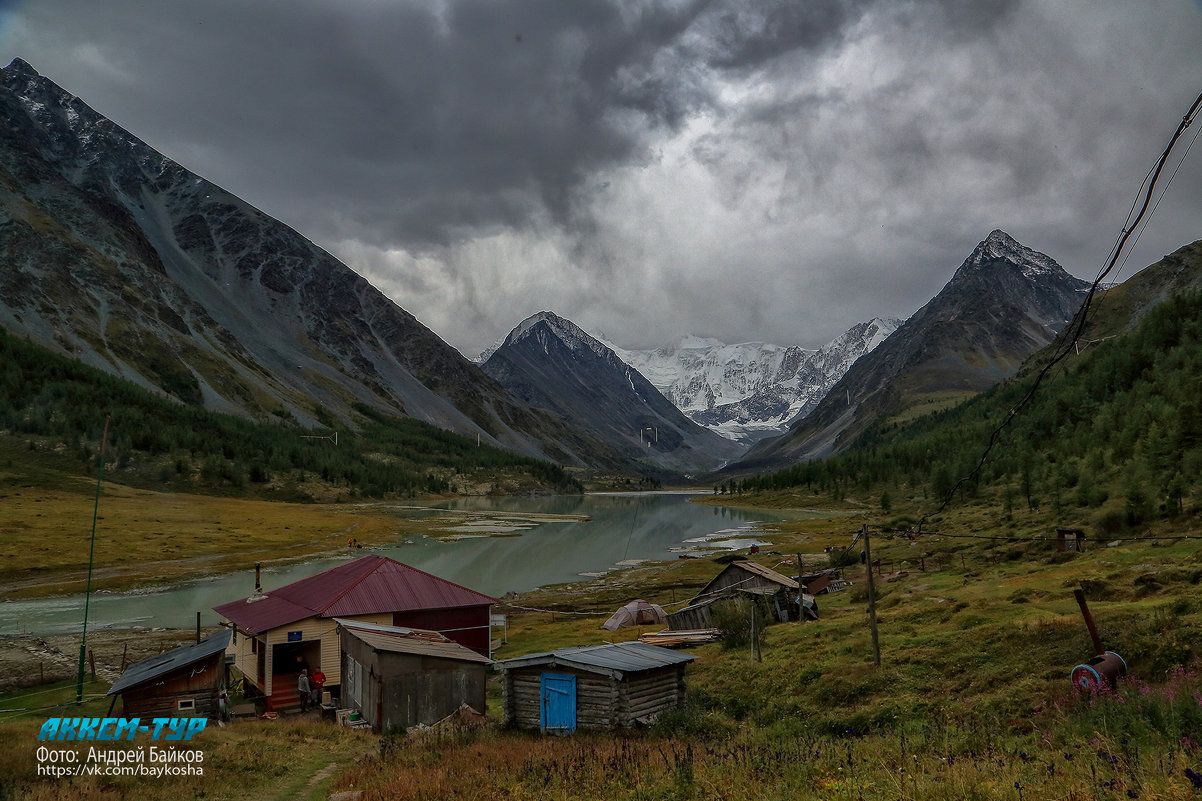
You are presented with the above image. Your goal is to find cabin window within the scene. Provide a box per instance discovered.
[251,638,257,654]
[177,699,196,711]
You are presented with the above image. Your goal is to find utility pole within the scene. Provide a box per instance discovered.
[77,416,109,704]
[750,602,761,663]
[863,524,881,667]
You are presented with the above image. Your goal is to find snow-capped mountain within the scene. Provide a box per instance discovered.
[607,318,901,444]
[608,337,811,412]
[481,312,745,473]
[737,230,1090,468]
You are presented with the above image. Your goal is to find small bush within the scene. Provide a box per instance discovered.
[710,597,767,652]
[828,547,859,568]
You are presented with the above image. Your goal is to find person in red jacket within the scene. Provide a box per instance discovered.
[310,668,326,707]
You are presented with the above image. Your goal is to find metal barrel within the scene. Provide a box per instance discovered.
[1070,651,1127,692]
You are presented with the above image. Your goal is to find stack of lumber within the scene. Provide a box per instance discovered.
[636,629,720,648]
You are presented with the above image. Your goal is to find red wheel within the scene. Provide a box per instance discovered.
[1071,663,1102,692]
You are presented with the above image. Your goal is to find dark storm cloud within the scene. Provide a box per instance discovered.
[4,0,877,250]
[2,0,1200,355]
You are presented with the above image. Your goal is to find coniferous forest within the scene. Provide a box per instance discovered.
[731,292,1202,532]
[0,326,582,498]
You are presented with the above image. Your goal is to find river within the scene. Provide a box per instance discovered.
[0,492,828,635]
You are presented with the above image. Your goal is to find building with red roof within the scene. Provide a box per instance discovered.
[214,555,497,711]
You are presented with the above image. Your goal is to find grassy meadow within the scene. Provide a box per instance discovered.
[336,507,1202,800]
[0,466,430,599]
[6,493,1201,800]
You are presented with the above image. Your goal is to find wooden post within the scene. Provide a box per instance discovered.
[750,603,755,662]
[1073,589,1105,655]
[88,649,96,679]
[863,525,881,667]
[796,553,805,623]
[960,553,966,569]
[750,602,761,663]
[920,555,926,572]
[119,643,128,673]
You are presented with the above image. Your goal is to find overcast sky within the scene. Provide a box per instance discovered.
[3,1,1201,356]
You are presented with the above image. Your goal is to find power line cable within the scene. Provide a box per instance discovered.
[916,89,1202,535]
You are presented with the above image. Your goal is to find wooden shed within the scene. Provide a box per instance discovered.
[497,642,694,733]
[668,560,803,630]
[106,630,230,720]
[336,619,491,734]
[214,556,497,711]
[1057,528,1087,552]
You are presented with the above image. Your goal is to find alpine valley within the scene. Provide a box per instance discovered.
[3,56,1200,493]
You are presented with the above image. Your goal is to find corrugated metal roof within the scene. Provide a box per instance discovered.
[336,619,491,664]
[497,641,694,678]
[107,630,230,696]
[214,556,497,634]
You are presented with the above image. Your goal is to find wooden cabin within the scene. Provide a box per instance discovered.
[668,560,803,630]
[1057,528,1087,553]
[336,619,491,734]
[497,642,694,733]
[213,556,496,711]
[106,630,230,720]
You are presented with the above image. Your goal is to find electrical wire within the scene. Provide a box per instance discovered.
[916,89,1202,535]
[888,530,1202,542]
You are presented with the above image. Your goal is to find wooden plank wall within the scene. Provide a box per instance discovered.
[616,668,684,726]
[120,656,224,721]
[503,666,687,731]
[379,658,487,733]
[504,668,617,730]
[667,605,712,631]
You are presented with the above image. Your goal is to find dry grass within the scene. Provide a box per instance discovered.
[0,688,374,801]
[0,482,442,599]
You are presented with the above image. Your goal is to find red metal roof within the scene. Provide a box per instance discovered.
[213,556,497,634]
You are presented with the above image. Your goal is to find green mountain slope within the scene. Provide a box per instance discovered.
[0,325,582,499]
[738,245,1202,533]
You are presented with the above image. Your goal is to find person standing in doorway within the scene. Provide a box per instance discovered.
[298,668,310,713]
[310,667,326,707]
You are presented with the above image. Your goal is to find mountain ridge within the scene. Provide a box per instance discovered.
[481,311,745,474]
[735,230,1091,469]
[0,57,605,466]
[608,317,901,444]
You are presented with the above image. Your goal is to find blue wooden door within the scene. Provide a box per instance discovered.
[540,672,577,733]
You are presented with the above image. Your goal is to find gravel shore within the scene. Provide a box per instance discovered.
[0,627,220,693]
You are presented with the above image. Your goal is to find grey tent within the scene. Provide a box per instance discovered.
[601,599,667,631]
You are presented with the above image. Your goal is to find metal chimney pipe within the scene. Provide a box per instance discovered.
[255,562,262,594]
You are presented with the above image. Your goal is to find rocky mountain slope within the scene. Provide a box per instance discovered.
[481,312,745,473]
[736,230,1090,468]
[1072,239,1202,342]
[0,58,600,465]
[610,318,900,444]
